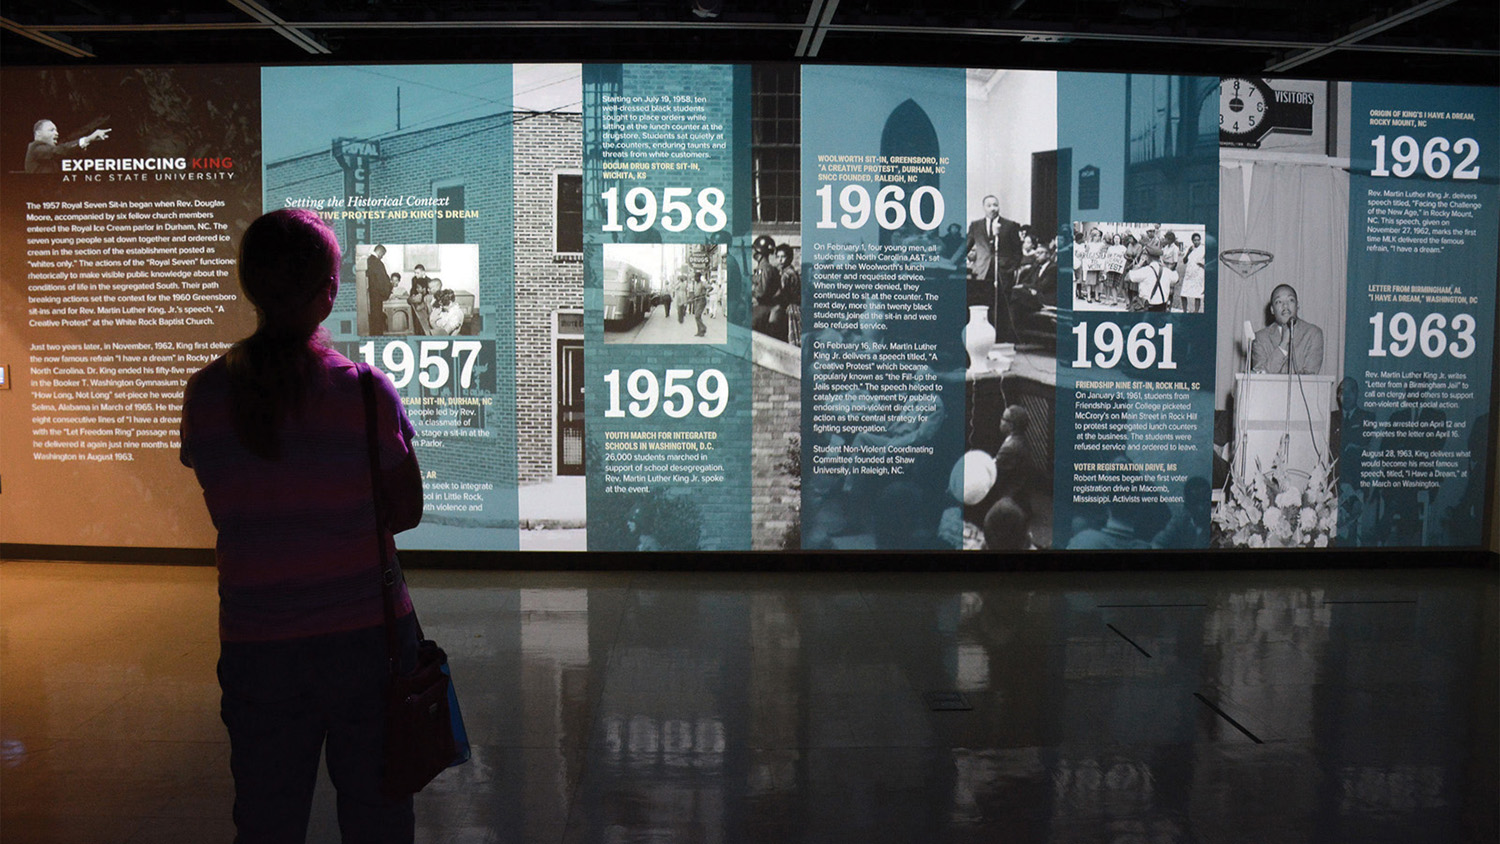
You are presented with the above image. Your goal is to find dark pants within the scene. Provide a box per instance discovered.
[218,617,418,844]
[368,297,387,335]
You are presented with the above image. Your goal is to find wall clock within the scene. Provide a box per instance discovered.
[1220,76,1275,147]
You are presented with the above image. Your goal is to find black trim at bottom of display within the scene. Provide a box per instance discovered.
[1,544,217,566]
[2,544,1496,572]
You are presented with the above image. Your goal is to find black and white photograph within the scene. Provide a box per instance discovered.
[948,69,1060,552]
[1070,221,1208,314]
[354,243,481,336]
[747,63,805,550]
[1211,79,1351,549]
[748,233,802,346]
[602,243,727,345]
[508,64,588,551]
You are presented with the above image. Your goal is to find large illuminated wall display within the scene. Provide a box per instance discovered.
[1,63,1495,555]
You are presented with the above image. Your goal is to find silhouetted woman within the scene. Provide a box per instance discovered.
[180,208,423,843]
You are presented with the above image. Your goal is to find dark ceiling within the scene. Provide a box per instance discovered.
[2,0,1496,85]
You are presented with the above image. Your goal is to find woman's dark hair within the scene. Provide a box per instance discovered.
[224,209,340,459]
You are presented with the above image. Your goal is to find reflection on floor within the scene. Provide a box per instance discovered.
[2,562,1496,843]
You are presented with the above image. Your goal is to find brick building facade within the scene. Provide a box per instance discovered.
[265,111,587,532]
[511,111,585,489]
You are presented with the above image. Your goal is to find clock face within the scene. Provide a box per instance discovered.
[1220,77,1270,138]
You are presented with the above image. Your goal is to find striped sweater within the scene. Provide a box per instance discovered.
[180,349,415,642]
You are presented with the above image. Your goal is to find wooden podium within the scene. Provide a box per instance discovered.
[1233,373,1335,483]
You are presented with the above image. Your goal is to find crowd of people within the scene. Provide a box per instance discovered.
[941,404,1042,550]
[1072,223,1206,313]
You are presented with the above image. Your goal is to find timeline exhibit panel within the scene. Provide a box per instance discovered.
[260,64,521,551]
[578,64,754,552]
[1051,73,1220,553]
[1339,83,1497,548]
[0,63,1495,555]
[798,65,967,551]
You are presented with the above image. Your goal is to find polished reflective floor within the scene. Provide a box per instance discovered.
[2,562,1496,843]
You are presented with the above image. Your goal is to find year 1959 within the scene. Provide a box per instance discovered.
[603,368,728,419]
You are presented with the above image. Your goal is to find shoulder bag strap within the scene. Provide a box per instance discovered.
[359,363,407,675]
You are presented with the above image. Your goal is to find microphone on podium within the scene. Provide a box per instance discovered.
[1285,318,1292,373]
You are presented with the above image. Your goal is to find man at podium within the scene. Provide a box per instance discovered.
[1251,284,1323,374]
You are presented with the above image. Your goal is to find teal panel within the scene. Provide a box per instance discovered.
[799,66,967,551]
[581,64,753,552]
[1339,83,1498,547]
[1056,73,1220,551]
[262,65,519,550]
